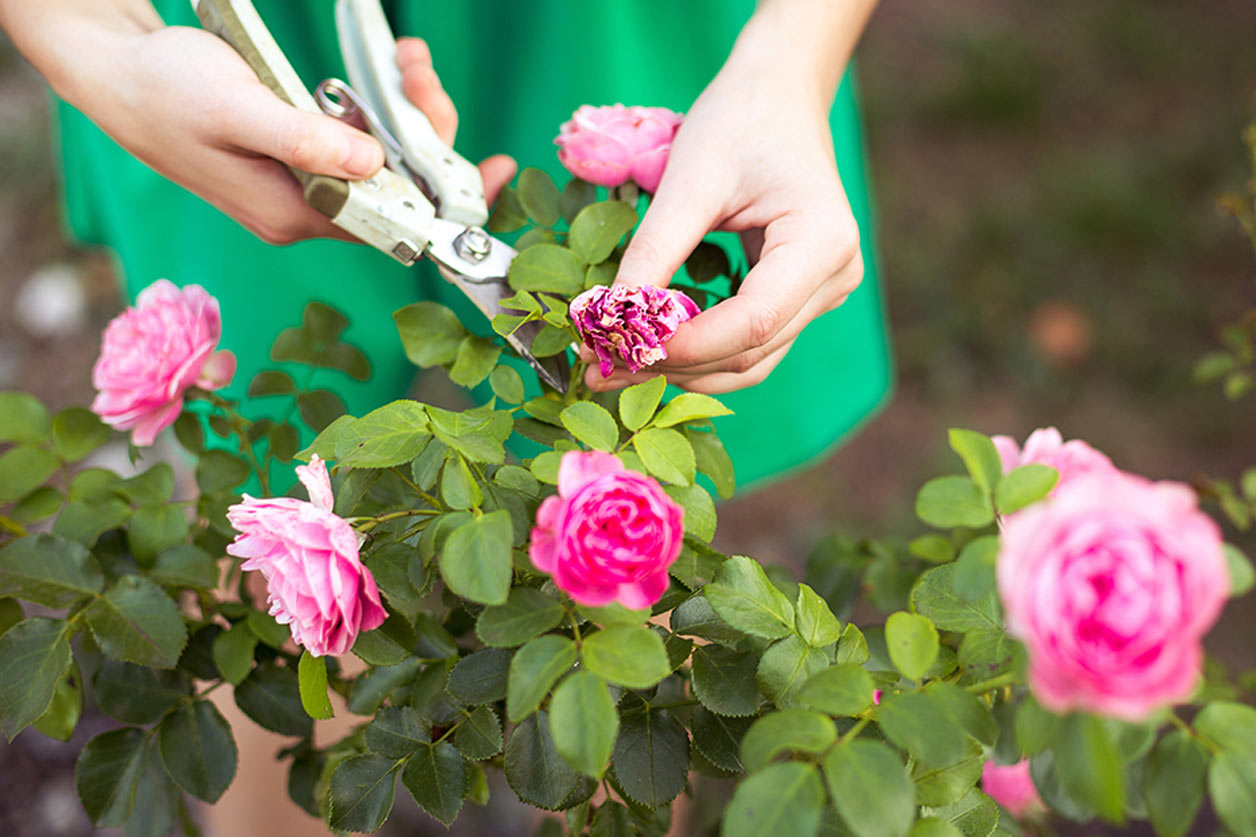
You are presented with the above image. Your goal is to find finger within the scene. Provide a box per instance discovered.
[587,339,793,395]
[395,37,432,68]
[224,83,384,179]
[614,172,718,291]
[400,55,458,146]
[655,211,859,368]
[478,154,518,205]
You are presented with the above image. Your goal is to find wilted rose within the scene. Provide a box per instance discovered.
[998,470,1229,720]
[991,427,1115,495]
[570,284,699,377]
[91,279,235,446]
[529,450,684,609]
[555,104,683,193]
[227,455,388,657]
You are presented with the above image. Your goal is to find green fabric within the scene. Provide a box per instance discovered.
[55,0,892,492]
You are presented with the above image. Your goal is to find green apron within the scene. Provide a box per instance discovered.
[56,0,892,492]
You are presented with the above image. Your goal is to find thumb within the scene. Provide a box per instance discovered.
[230,87,385,180]
[614,179,715,290]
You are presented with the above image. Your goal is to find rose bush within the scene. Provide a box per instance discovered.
[0,121,1253,837]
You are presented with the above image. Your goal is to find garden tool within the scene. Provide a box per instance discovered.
[192,0,571,392]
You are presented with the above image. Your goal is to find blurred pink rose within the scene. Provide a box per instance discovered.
[991,427,1115,494]
[226,455,387,657]
[998,471,1228,720]
[529,450,684,609]
[91,279,235,446]
[982,760,1043,819]
[570,284,699,377]
[555,104,683,193]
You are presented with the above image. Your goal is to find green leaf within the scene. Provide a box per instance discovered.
[670,593,746,647]
[915,476,994,529]
[910,819,963,837]
[724,761,825,837]
[212,621,257,686]
[440,455,482,510]
[429,407,510,465]
[798,663,875,717]
[93,661,191,724]
[507,634,577,722]
[158,700,237,802]
[633,426,696,485]
[581,624,671,689]
[1226,544,1255,597]
[1055,713,1126,823]
[75,727,147,827]
[447,647,512,705]
[528,322,575,356]
[705,555,795,640]
[328,754,400,833]
[302,301,348,341]
[948,429,1003,494]
[401,741,467,827]
[1209,753,1256,836]
[128,739,181,837]
[691,645,761,717]
[333,400,430,468]
[911,565,1002,633]
[33,660,82,741]
[691,706,751,773]
[323,340,371,381]
[0,391,50,443]
[619,376,667,432]
[611,699,689,807]
[0,532,103,607]
[440,510,513,605]
[52,406,110,462]
[926,682,997,746]
[686,241,732,283]
[394,301,468,367]
[489,365,526,404]
[910,534,955,564]
[550,670,618,777]
[366,706,430,758]
[450,336,503,388]
[518,167,562,227]
[297,650,334,720]
[0,444,61,503]
[561,178,599,224]
[796,583,841,647]
[569,200,637,264]
[234,663,312,737]
[994,465,1058,515]
[877,692,969,768]
[920,788,1000,837]
[504,711,582,810]
[116,463,175,505]
[127,504,190,565]
[1143,728,1207,837]
[652,393,733,428]
[560,401,620,451]
[664,483,717,542]
[509,243,586,296]
[195,449,251,494]
[85,576,187,668]
[824,739,915,837]
[476,587,565,647]
[149,544,220,589]
[489,184,527,232]
[912,737,984,807]
[248,369,296,397]
[1196,700,1256,755]
[688,427,736,500]
[297,388,346,432]
[885,611,939,680]
[455,705,503,760]
[740,709,836,771]
[757,635,830,707]
[353,611,418,666]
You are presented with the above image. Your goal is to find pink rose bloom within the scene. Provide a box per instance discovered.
[226,455,387,657]
[998,470,1229,720]
[981,760,1043,819]
[991,427,1115,494]
[91,279,236,446]
[570,284,700,377]
[529,451,684,609]
[555,104,683,193]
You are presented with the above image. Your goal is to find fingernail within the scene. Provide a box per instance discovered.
[342,135,381,177]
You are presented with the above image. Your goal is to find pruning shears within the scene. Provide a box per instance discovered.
[192,0,570,392]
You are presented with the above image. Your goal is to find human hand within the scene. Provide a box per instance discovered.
[584,27,864,394]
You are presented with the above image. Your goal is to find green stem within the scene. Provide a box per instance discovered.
[964,671,1018,695]
[205,390,271,495]
[839,715,871,745]
[389,467,444,510]
[355,508,440,533]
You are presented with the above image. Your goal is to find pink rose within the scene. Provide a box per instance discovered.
[555,104,683,193]
[570,284,700,377]
[998,470,1229,720]
[91,279,236,446]
[991,427,1115,494]
[981,760,1043,819]
[226,455,387,657]
[529,450,684,609]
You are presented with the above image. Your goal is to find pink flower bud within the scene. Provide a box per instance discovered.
[555,104,683,193]
[227,456,388,657]
[990,427,1116,495]
[570,284,700,377]
[529,451,684,609]
[91,280,235,446]
[981,760,1044,819]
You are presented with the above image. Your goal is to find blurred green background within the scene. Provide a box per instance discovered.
[1,1,1255,834]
